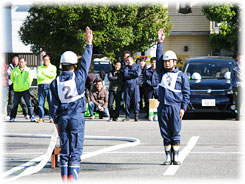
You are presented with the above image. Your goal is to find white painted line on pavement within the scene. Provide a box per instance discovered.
[4,151,243,155]
[4,153,50,155]
[3,124,58,182]
[80,136,140,160]
[190,151,243,155]
[163,136,199,176]
[4,132,140,181]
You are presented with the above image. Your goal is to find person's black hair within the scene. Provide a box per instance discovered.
[112,61,122,71]
[123,51,131,57]
[12,55,19,59]
[62,64,76,71]
[96,79,103,84]
[136,58,141,63]
[150,57,156,62]
[43,54,50,59]
[19,57,26,61]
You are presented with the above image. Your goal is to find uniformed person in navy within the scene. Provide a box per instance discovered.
[156,29,190,165]
[50,26,93,181]
[145,57,159,119]
[123,56,142,121]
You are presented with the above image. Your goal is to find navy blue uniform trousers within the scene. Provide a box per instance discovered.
[59,112,85,167]
[124,85,140,115]
[158,103,181,145]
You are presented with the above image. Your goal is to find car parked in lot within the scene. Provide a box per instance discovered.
[183,57,237,118]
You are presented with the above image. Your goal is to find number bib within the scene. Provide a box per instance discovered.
[159,71,181,93]
[57,73,84,103]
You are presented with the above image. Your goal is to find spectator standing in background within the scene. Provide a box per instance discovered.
[145,57,159,119]
[232,55,243,120]
[2,57,8,115]
[7,56,28,120]
[122,51,131,67]
[108,61,123,121]
[138,58,147,112]
[123,56,141,121]
[36,54,57,123]
[119,51,131,112]
[9,57,36,122]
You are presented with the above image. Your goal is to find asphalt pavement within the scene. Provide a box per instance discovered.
[2,113,244,184]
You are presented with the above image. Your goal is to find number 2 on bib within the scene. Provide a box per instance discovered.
[62,86,73,99]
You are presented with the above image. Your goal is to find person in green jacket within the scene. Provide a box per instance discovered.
[9,57,36,122]
[36,54,57,123]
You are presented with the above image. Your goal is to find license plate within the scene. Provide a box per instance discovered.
[202,99,216,106]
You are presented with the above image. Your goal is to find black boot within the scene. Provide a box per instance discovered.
[113,117,119,121]
[172,145,181,165]
[134,113,139,121]
[122,114,129,122]
[163,145,172,165]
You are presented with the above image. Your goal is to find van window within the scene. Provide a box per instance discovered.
[185,61,232,80]
[94,61,111,73]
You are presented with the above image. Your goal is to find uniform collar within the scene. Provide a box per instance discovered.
[164,67,179,73]
[173,67,179,73]
[149,67,156,71]
[61,71,74,75]
[128,63,137,67]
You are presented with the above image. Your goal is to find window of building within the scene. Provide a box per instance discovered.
[178,3,192,14]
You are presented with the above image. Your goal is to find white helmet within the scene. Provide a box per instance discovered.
[192,72,201,80]
[163,50,177,60]
[60,51,78,65]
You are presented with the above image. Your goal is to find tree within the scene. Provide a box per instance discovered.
[19,4,172,66]
[202,3,240,56]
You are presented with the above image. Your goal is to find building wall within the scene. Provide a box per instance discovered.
[11,5,32,53]
[160,3,212,70]
[4,5,40,66]
[168,4,211,32]
[162,35,211,70]
[162,35,211,57]
[3,7,13,53]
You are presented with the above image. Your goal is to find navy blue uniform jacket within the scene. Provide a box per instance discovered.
[50,45,93,124]
[123,63,142,88]
[156,43,190,110]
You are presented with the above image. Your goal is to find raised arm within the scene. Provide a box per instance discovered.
[77,26,93,77]
[156,29,165,74]
[85,26,93,45]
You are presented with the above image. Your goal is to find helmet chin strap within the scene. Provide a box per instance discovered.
[164,66,175,72]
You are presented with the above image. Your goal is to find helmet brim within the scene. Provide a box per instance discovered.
[61,62,78,65]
